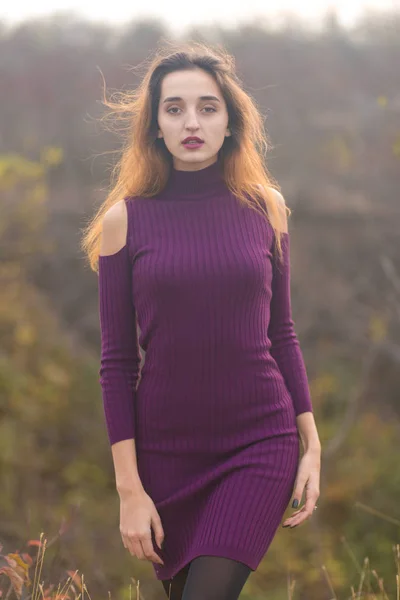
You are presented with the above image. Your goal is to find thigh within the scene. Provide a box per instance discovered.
[160,561,192,599]
[182,555,252,600]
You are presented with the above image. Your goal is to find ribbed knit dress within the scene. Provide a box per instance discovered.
[98,159,313,581]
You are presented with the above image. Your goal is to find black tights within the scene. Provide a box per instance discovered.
[161,555,252,600]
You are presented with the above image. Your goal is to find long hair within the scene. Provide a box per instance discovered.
[81,40,290,272]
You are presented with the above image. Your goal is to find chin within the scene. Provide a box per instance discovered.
[178,149,217,161]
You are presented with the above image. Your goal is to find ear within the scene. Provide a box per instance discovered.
[225,128,231,137]
[157,130,163,138]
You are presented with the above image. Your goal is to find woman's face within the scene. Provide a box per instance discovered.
[157,68,231,171]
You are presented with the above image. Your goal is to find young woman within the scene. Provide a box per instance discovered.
[82,42,321,600]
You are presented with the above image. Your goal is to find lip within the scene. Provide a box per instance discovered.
[182,137,204,143]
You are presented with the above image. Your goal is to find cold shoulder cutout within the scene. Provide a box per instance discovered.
[99,198,130,257]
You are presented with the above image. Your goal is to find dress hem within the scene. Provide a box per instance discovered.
[152,543,260,581]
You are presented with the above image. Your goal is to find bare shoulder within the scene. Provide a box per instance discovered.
[268,188,288,233]
[99,199,128,256]
[257,185,288,233]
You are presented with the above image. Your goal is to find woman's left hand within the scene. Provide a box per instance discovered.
[282,447,321,528]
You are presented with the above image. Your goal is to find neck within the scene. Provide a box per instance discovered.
[162,159,226,200]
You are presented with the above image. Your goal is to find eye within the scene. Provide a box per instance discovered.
[166,106,217,115]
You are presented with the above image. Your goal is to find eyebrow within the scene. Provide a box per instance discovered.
[162,95,221,104]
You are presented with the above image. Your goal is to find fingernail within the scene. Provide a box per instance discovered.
[282,524,290,528]
[292,499,299,508]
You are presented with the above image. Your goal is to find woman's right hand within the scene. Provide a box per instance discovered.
[119,488,165,566]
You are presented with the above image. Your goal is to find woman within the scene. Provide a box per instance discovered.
[82,41,321,600]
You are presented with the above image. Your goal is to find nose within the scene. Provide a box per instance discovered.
[184,110,200,130]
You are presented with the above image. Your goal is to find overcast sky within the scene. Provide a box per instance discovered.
[1,0,398,32]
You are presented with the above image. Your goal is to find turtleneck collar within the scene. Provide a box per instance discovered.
[162,159,226,200]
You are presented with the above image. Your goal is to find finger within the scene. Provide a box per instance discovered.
[131,538,145,560]
[289,510,315,527]
[283,506,305,520]
[289,507,315,526]
[122,532,137,557]
[151,511,165,551]
[142,534,164,565]
[284,475,320,526]
[291,474,307,508]
[283,491,309,526]
[129,530,149,560]
[282,507,306,526]
[289,493,319,527]
[120,530,132,553]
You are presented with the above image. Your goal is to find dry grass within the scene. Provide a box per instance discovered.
[1,526,399,599]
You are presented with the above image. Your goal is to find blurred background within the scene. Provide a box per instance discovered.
[1,1,400,599]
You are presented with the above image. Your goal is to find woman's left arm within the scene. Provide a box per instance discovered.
[267,189,321,527]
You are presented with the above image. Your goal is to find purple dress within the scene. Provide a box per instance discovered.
[98,160,313,581]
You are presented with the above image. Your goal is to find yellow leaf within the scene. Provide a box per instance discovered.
[14,322,36,346]
[368,314,387,342]
[392,134,400,157]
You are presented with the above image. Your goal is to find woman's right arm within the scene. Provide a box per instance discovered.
[98,198,142,479]
[98,199,164,563]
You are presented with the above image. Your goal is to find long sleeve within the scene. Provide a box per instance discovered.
[267,231,313,416]
[98,244,141,445]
